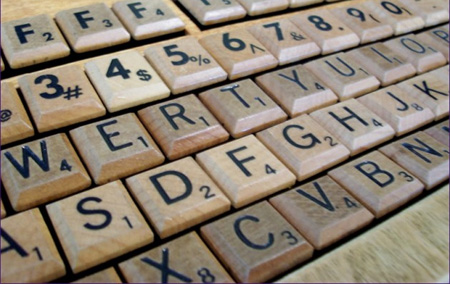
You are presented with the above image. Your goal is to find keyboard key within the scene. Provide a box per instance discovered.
[424,120,449,147]
[178,0,247,26]
[1,133,91,211]
[399,0,449,27]
[201,201,314,282]
[126,157,230,238]
[1,208,66,283]
[73,267,121,283]
[416,25,449,62]
[46,180,153,273]
[237,0,289,16]
[290,0,323,8]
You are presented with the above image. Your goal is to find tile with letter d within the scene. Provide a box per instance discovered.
[73,267,121,283]
[425,120,449,147]
[237,0,288,16]
[416,25,449,62]
[178,0,246,26]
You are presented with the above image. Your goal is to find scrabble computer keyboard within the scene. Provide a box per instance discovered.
[1,0,449,282]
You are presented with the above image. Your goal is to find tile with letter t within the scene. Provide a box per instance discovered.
[178,0,246,26]
[70,113,165,185]
[399,0,449,27]
[73,267,121,283]
[1,133,91,211]
[126,157,230,238]
[0,208,65,283]
[417,25,449,62]
[424,120,449,147]
[201,201,313,283]
[46,180,154,273]
[237,0,288,16]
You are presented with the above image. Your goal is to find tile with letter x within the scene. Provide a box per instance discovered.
[46,180,154,273]
[178,0,246,26]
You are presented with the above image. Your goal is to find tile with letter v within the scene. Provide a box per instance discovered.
[178,0,246,26]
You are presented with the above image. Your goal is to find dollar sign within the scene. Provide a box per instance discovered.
[136,69,152,81]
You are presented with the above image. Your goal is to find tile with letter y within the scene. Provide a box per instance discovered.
[73,267,121,283]
[425,120,449,147]
[178,0,246,26]
[416,25,449,62]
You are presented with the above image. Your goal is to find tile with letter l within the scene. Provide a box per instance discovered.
[424,120,449,147]
[126,157,230,238]
[0,208,65,283]
[399,0,449,27]
[329,151,424,218]
[119,232,234,283]
[201,201,314,283]
[178,0,246,26]
[70,113,165,185]
[416,25,449,62]
[270,176,373,250]
[73,267,121,283]
[1,133,91,211]
[46,180,154,273]
[236,0,288,16]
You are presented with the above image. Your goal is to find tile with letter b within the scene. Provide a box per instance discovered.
[1,133,91,211]
[399,0,449,27]
[416,25,449,62]
[425,120,449,147]
[0,208,66,283]
[201,201,313,283]
[237,0,288,16]
[73,267,121,283]
[178,0,246,26]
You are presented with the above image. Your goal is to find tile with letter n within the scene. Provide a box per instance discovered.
[73,267,121,283]
[379,131,449,190]
[399,0,449,27]
[46,180,154,273]
[417,25,449,62]
[145,36,227,94]
[236,0,289,16]
[424,120,449,147]
[196,135,296,208]
[178,0,247,26]
[200,201,313,283]
[310,99,395,156]
[119,232,234,283]
[1,209,66,283]
[126,157,230,238]
[0,133,91,211]
[18,64,106,133]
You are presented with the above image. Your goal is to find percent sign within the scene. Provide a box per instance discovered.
[189,54,211,66]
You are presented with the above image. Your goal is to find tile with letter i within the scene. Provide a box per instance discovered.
[201,201,314,283]
[145,36,227,94]
[18,64,106,133]
[236,0,289,16]
[416,25,449,62]
[119,232,234,283]
[85,50,170,112]
[46,180,154,273]
[0,208,66,283]
[1,133,91,211]
[178,0,247,26]
[1,14,70,68]
[399,0,449,27]
[425,120,449,147]
[73,267,121,283]
[199,28,278,80]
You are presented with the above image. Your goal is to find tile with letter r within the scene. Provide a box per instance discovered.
[46,180,154,273]
[424,120,449,147]
[201,201,313,283]
[398,0,449,27]
[236,0,288,16]
[0,208,66,283]
[178,0,246,26]
[119,232,234,283]
[73,267,121,283]
[1,133,91,211]
[416,25,449,62]
[126,157,230,238]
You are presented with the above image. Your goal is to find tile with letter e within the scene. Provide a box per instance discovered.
[1,81,34,145]
[126,157,230,238]
[46,180,153,273]
[0,208,65,283]
[237,0,288,16]
[1,14,70,69]
[119,232,234,283]
[70,113,164,185]
[138,94,229,160]
[178,0,246,26]
[270,176,373,249]
[18,64,106,133]
[199,28,278,80]
[310,99,395,156]
[55,3,130,53]
[196,135,296,208]
[145,36,227,94]
[112,0,185,40]
[399,0,449,27]
[379,131,449,189]
[425,120,449,147]
[85,50,170,112]
[257,115,350,181]
[417,25,449,62]
[329,151,424,218]
[73,267,121,283]
[201,201,313,283]
[1,133,91,211]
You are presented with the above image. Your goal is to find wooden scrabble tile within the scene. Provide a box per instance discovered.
[70,113,165,185]
[73,267,121,283]
[257,115,350,181]
[289,0,323,8]
[1,133,91,211]
[358,85,435,136]
[399,0,449,27]
[424,120,449,147]
[112,0,185,40]
[1,14,70,68]
[145,36,227,94]
[18,64,106,133]
[196,135,296,208]
[119,232,234,283]
[248,19,321,65]
[85,50,170,112]
[201,201,314,282]
[379,131,449,189]
[1,200,6,218]
[329,151,424,218]
[199,29,278,80]
[1,81,34,145]
[348,42,416,86]
[55,3,130,53]
[429,64,450,83]
[178,0,247,26]
[199,79,287,138]
[416,25,449,62]
[255,65,338,117]
[290,9,360,55]
[305,52,380,100]
[126,157,230,238]
[138,94,229,160]
[310,99,395,155]
[237,0,289,16]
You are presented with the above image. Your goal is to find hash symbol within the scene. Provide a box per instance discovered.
[63,85,83,100]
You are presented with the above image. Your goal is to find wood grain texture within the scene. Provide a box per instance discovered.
[399,0,449,27]
[424,120,449,147]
